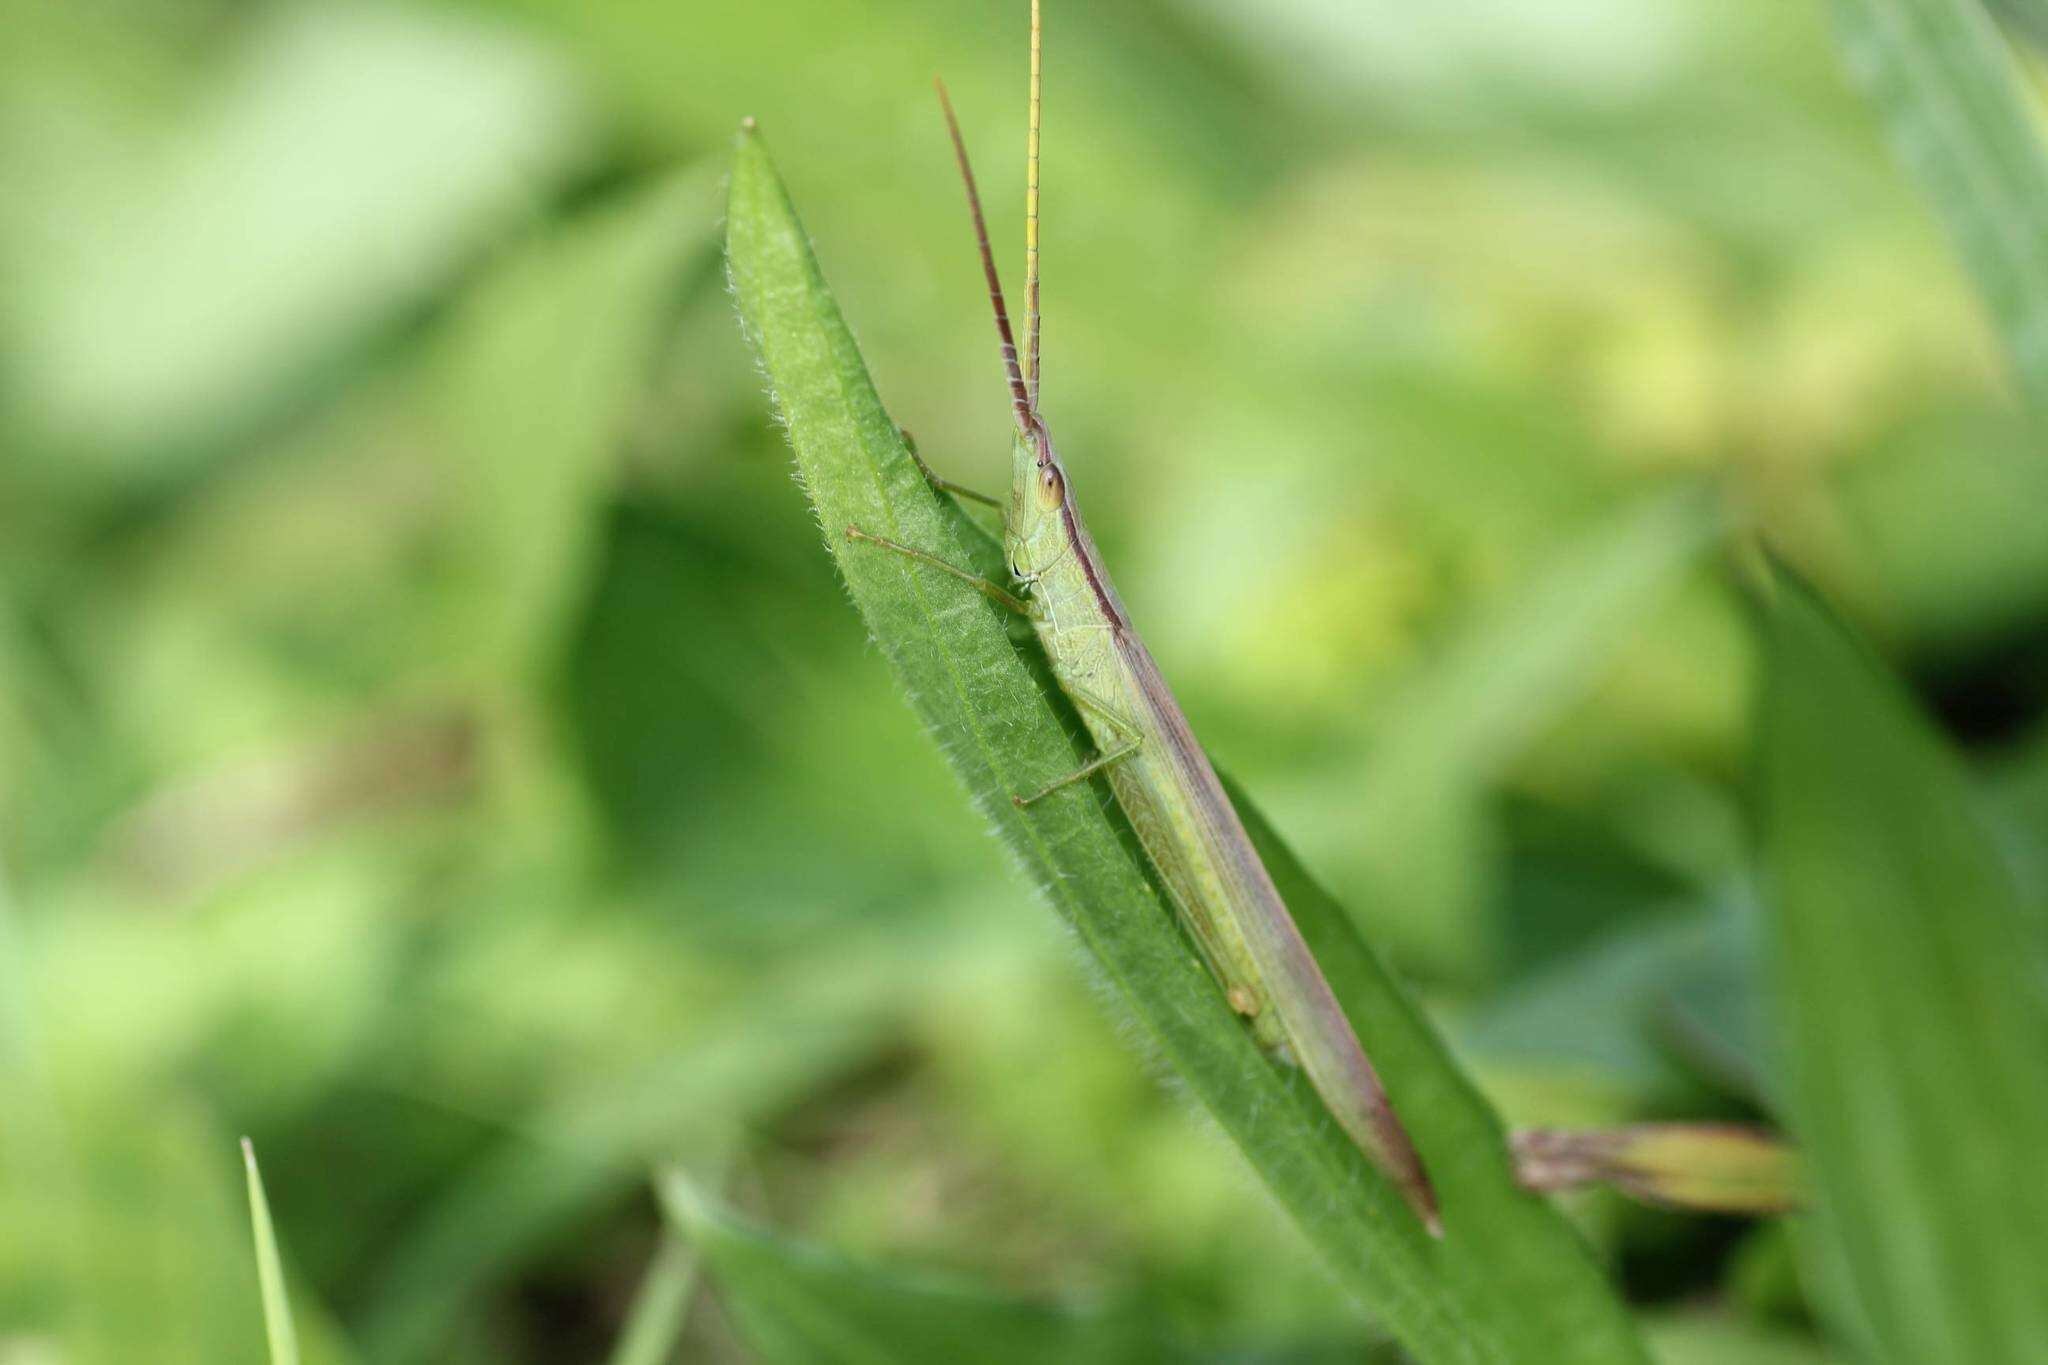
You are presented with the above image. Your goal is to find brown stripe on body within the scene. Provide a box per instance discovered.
[1085,559,1438,1228]
[1037,421,1128,632]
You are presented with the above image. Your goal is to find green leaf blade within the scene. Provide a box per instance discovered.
[1759,579,2048,1362]
[1831,0,2048,408]
[726,123,1645,1365]
[241,1139,301,1365]
[1227,775,1654,1361]
[605,1232,700,1365]
[434,164,720,676]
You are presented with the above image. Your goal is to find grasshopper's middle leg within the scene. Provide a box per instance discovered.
[845,527,1030,615]
[1013,684,1142,807]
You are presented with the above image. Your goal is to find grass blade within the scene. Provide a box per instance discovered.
[726,121,1645,1364]
[241,1138,301,1365]
[1830,0,2048,408]
[434,164,719,675]
[1759,577,2048,1362]
[606,1229,700,1365]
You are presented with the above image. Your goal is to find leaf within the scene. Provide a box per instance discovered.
[1346,490,1718,975]
[1828,0,2048,409]
[1986,0,2048,50]
[1365,492,1717,804]
[0,1,588,466]
[1468,900,1747,1100]
[727,122,1645,1364]
[1656,914,1777,1110]
[358,955,894,1364]
[1758,576,2048,1362]
[662,1174,1216,1365]
[605,1231,700,1365]
[432,166,721,677]
[241,1139,301,1365]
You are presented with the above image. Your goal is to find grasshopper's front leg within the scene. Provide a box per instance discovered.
[899,428,1003,508]
[1013,683,1142,807]
[847,527,1139,807]
[845,527,1031,615]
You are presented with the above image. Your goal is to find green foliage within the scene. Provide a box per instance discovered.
[242,1140,302,1365]
[1345,489,1718,973]
[430,166,721,678]
[1640,1316,1833,1365]
[2,3,587,470]
[10,0,2048,1360]
[1758,577,2048,1362]
[604,1231,700,1365]
[663,1174,1228,1365]
[1829,0,2048,409]
[353,963,898,1364]
[726,122,1644,1365]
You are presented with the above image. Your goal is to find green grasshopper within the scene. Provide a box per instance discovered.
[846,0,1440,1234]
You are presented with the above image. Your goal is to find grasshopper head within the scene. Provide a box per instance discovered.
[1004,418,1068,580]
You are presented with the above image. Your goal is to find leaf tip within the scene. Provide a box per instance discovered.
[655,1166,711,1233]
[729,117,779,205]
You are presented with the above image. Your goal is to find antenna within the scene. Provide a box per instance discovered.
[1024,0,1042,410]
[936,78,1034,435]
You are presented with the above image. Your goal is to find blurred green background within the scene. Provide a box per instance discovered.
[4,0,2044,1360]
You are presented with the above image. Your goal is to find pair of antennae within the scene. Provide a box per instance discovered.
[937,0,1043,437]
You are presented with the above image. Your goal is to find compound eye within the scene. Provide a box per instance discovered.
[1037,462,1066,510]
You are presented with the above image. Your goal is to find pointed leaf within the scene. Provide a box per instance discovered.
[606,1232,699,1365]
[1759,578,2048,1362]
[242,1139,301,1365]
[727,122,1645,1364]
[433,165,719,676]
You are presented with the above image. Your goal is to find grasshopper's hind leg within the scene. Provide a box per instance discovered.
[845,527,1030,615]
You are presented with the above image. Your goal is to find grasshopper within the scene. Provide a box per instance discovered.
[846,1,1440,1234]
